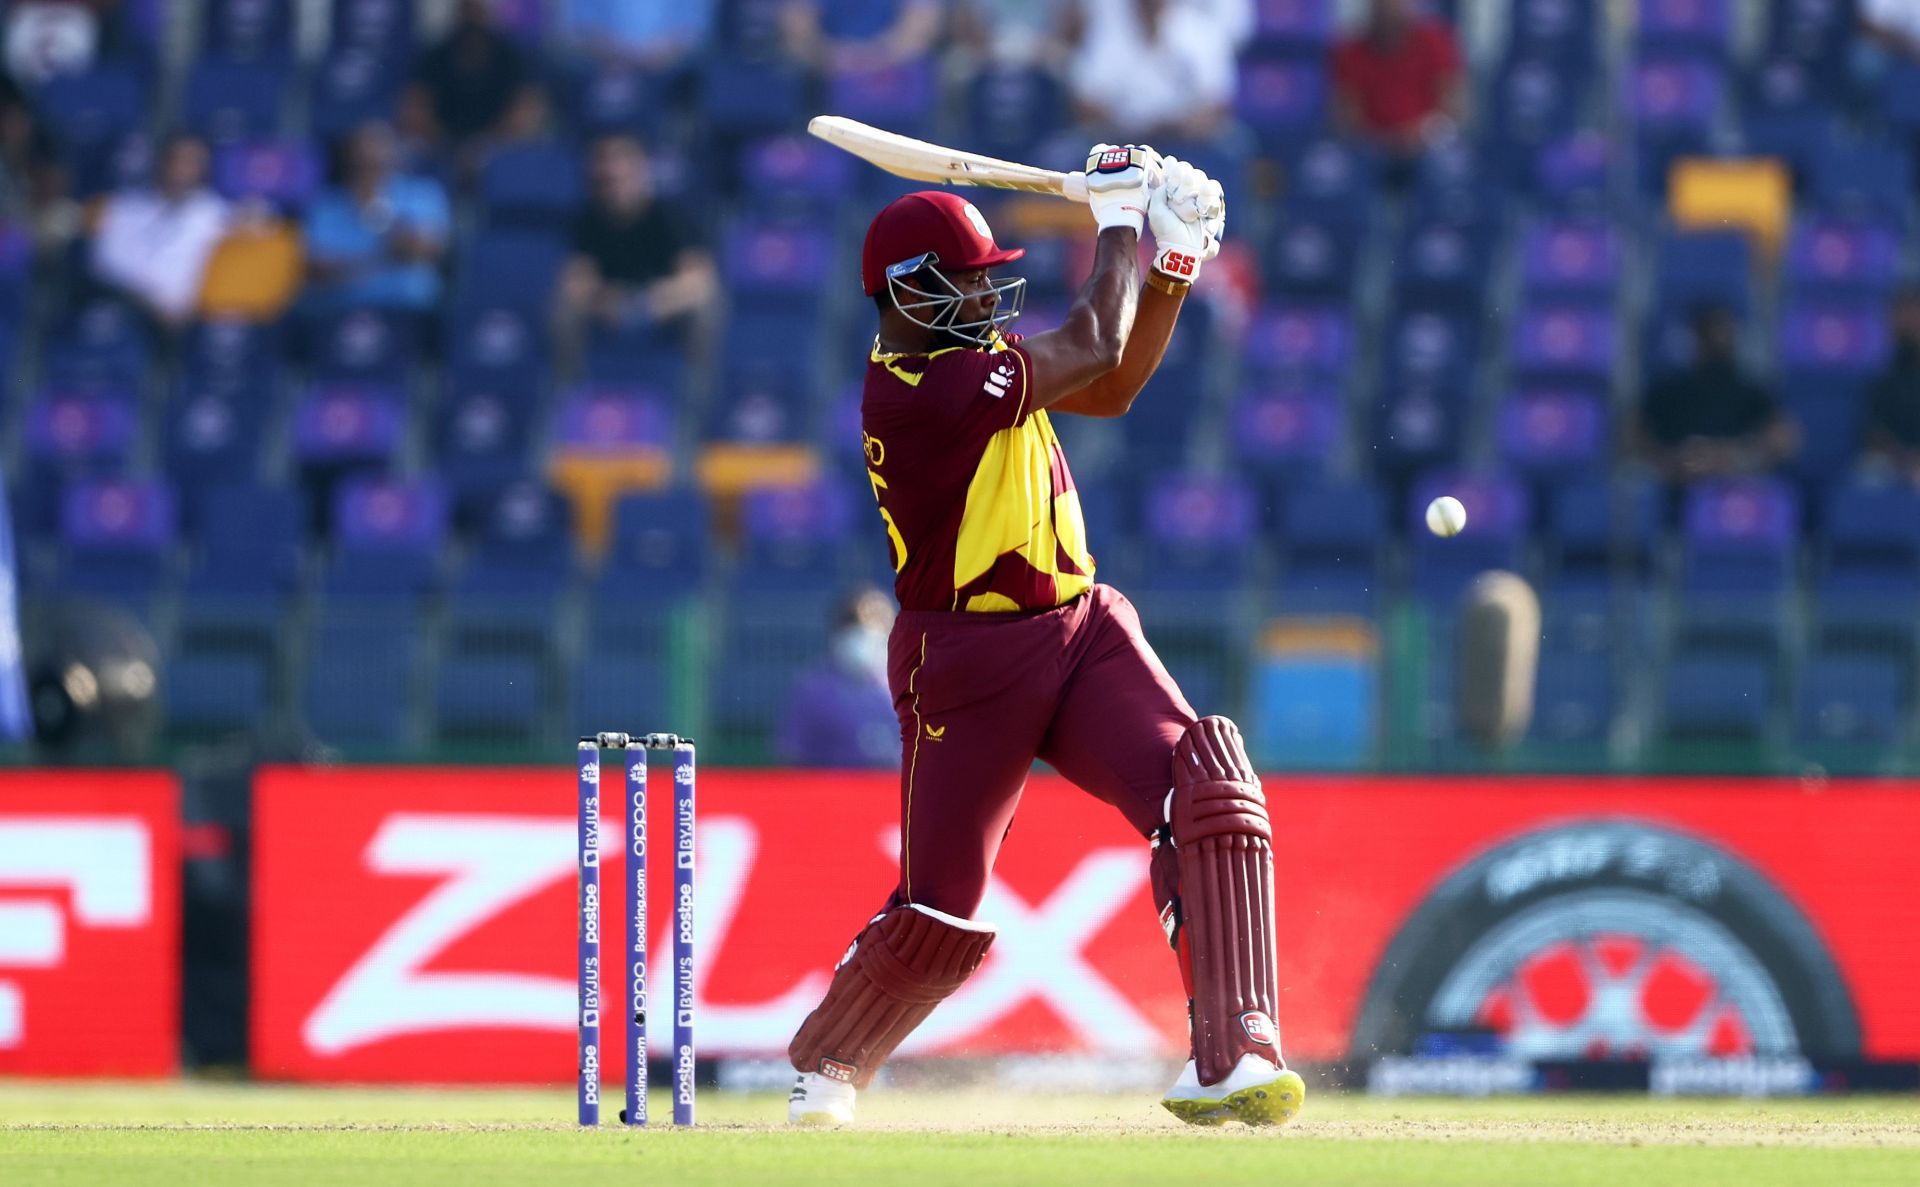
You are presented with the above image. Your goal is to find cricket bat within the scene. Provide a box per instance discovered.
[807,115,1091,203]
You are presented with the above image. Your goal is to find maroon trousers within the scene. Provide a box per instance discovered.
[885,585,1195,917]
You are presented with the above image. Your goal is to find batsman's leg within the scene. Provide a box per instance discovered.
[1157,715,1304,1126]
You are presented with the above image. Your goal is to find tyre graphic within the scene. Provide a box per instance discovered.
[1353,821,1860,1060]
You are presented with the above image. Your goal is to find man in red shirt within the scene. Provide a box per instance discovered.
[1331,0,1466,155]
[783,146,1306,1129]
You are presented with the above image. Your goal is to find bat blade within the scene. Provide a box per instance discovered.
[807,115,1089,203]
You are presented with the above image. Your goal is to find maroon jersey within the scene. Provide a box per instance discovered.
[861,332,1096,612]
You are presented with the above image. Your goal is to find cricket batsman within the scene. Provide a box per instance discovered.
[785,144,1304,1128]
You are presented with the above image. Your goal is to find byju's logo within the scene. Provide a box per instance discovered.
[0,820,153,1048]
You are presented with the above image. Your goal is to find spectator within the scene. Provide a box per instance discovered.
[554,134,716,366]
[1861,1,1920,60]
[1064,0,1241,141]
[303,121,451,313]
[408,0,531,153]
[1864,288,1920,483]
[776,586,899,769]
[1638,304,1800,483]
[1331,0,1466,158]
[88,134,231,332]
[781,0,942,73]
[562,0,715,70]
[0,70,66,230]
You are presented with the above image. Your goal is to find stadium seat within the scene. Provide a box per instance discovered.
[964,66,1066,163]
[1783,216,1901,298]
[164,387,269,495]
[1508,0,1598,67]
[58,478,178,608]
[1777,300,1889,375]
[700,57,808,137]
[1230,387,1342,488]
[1810,141,1912,224]
[721,221,833,301]
[213,138,320,211]
[303,614,420,747]
[568,60,664,137]
[1243,304,1352,384]
[1369,380,1466,479]
[25,390,138,476]
[43,299,151,392]
[321,476,448,602]
[1534,131,1612,213]
[1531,652,1615,745]
[433,653,546,744]
[1130,473,1260,592]
[1548,478,1659,592]
[1519,219,1624,306]
[436,387,536,518]
[478,141,584,228]
[1663,655,1774,741]
[1509,307,1615,387]
[1655,230,1753,314]
[1276,481,1387,614]
[309,49,404,142]
[203,0,295,61]
[165,651,273,739]
[330,0,417,63]
[1636,0,1733,61]
[1795,655,1909,747]
[453,227,567,313]
[290,386,406,473]
[446,302,546,389]
[1267,219,1363,303]
[1234,55,1327,149]
[599,488,712,603]
[739,134,858,222]
[1394,218,1495,307]
[1406,471,1531,606]
[735,483,855,594]
[1487,58,1579,164]
[182,57,285,141]
[1497,390,1608,479]
[308,307,419,383]
[1278,138,1380,228]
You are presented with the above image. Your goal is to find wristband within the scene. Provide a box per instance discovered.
[1146,269,1192,297]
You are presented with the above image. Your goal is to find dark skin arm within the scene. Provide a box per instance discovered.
[1050,277,1184,416]
[1019,226,1140,411]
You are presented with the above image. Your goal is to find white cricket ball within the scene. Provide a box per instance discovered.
[1426,495,1468,538]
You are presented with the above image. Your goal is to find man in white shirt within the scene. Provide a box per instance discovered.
[1066,0,1249,140]
[90,135,232,332]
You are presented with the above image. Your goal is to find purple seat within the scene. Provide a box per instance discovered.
[1244,305,1352,379]
[1777,302,1889,375]
[828,62,938,138]
[27,391,137,470]
[62,478,177,554]
[291,386,405,465]
[554,386,673,451]
[1535,131,1612,210]
[1498,390,1606,474]
[1520,219,1622,304]
[59,477,178,604]
[1138,473,1259,588]
[1681,477,1799,594]
[310,308,418,383]
[706,377,804,444]
[738,482,853,591]
[739,135,856,217]
[1231,388,1341,473]
[213,138,320,210]
[1627,59,1721,136]
[1252,0,1336,51]
[326,474,446,600]
[1636,0,1732,59]
[1511,308,1616,383]
[1784,218,1901,298]
[1234,56,1327,145]
[722,221,833,299]
[1408,471,1532,603]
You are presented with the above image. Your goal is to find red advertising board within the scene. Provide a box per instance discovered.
[251,769,1920,1082]
[0,771,180,1076]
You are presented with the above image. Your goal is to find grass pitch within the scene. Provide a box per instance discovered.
[2,1080,1917,1186]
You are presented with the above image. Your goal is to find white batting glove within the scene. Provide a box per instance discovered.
[1083,143,1160,235]
[1147,157,1225,282]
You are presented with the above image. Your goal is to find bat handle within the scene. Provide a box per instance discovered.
[1061,171,1088,204]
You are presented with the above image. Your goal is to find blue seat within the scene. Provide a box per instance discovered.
[700,57,807,137]
[435,387,535,516]
[1663,655,1773,741]
[1508,0,1598,68]
[1234,54,1327,149]
[1268,219,1362,303]
[1230,386,1342,488]
[1370,380,1466,478]
[1394,219,1494,308]
[478,141,583,227]
[572,650,671,739]
[1384,307,1478,390]
[567,60,664,137]
[1531,652,1614,744]
[164,388,268,495]
[722,220,833,301]
[1534,131,1612,213]
[1498,390,1608,480]
[203,0,295,61]
[1811,141,1912,224]
[735,483,854,594]
[1822,483,1920,594]
[453,228,566,313]
[1276,481,1386,614]
[1243,303,1352,384]
[1128,473,1259,592]
[308,307,419,384]
[1278,138,1380,228]
[446,301,546,388]
[182,57,284,141]
[965,66,1065,163]
[165,651,272,737]
[459,482,572,593]
[828,61,938,140]
[1510,307,1615,386]
[600,488,711,603]
[182,318,283,390]
[309,50,403,142]
[330,0,416,61]
[433,654,545,742]
[1795,655,1908,746]
[1780,374,1866,486]
[187,481,305,598]
[321,477,448,601]
[36,64,147,173]
[44,298,150,392]
[1548,479,1658,591]
[303,614,418,747]
[1636,0,1733,61]
[1680,478,1799,596]
[1487,58,1579,164]
[1656,230,1753,314]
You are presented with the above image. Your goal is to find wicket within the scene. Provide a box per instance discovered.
[576,731,696,1127]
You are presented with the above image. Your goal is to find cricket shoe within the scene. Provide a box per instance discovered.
[788,1072,857,1126]
[1160,1053,1306,1127]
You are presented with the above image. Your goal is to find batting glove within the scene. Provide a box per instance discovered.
[1083,143,1161,235]
[1147,157,1225,282]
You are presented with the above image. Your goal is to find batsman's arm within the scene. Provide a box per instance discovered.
[1048,274,1184,417]
[1019,225,1141,410]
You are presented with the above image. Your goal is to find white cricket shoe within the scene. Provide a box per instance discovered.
[787,1072,857,1126]
[1161,1052,1306,1127]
